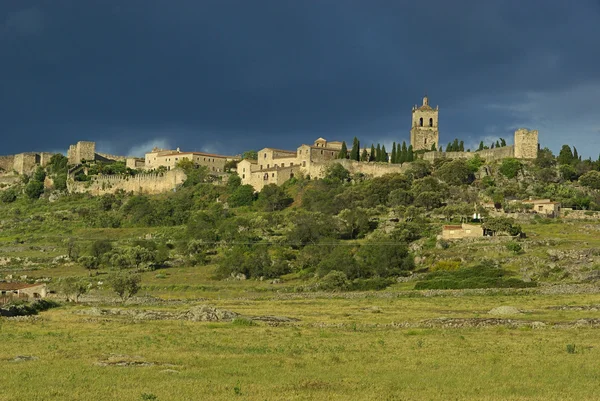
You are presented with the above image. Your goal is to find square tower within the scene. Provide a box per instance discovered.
[514,128,538,159]
[410,96,439,151]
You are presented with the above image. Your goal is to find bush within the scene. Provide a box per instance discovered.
[317,270,349,291]
[0,188,18,203]
[499,158,522,179]
[431,260,461,272]
[414,261,535,290]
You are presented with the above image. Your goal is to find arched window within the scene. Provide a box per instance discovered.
[429,118,433,127]
[419,117,423,127]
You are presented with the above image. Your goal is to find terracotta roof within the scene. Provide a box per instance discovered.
[160,151,236,159]
[0,282,44,291]
[443,225,463,230]
[261,148,296,154]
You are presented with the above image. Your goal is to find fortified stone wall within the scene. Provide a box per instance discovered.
[306,159,409,179]
[68,141,96,164]
[67,169,187,196]
[95,152,127,162]
[423,145,515,162]
[13,153,40,175]
[0,155,15,172]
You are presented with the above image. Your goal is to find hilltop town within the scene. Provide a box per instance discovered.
[1,96,540,196]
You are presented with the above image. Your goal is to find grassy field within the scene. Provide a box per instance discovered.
[3,292,600,400]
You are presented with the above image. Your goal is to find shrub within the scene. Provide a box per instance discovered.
[317,270,350,291]
[505,241,523,254]
[0,188,18,203]
[431,260,461,272]
[414,261,535,290]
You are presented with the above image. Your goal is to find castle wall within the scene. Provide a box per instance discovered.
[423,145,515,162]
[305,159,409,180]
[13,153,40,175]
[96,152,127,162]
[67,169,186,196]
[0,155,15,172]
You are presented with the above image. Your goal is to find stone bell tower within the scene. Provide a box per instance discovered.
[410,96,439,151]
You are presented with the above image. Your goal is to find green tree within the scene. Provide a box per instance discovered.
[0,188,18,203]
[360,148,368,162]
[435,159,475,185]
[59,277,89,303]
[325,163,351,182]
[406,145,414,162]
[579,170,600,189]
[452,138,459,152]
[228,184,255,207]
[109,273,142,301]
[226,174,242,191]
[375,144,382,162]
[459,141,465,151]
[391,142,397,164]
[500,138,507,147]
[495,140,500,148]
[369,144,376,162]
[558,145,574,165]
[430,142,437,151]
[257,184,292,212]
[478,141,484,151]
[483,217,522,236]
[350,137,360,161]
[559,164,578,181]
[53,174,67,191]
[242,150,258,160]
[499,158,522,179]
[32,167,46,183]
[399,141,408,165]
[381,145,388,163]
[573,147,579,161]
[445,142,452,152]
[90,239,113,261]
[338,208,371,239]
[337,141,348,159]
[25,181,44,199]
[356,236,414,277]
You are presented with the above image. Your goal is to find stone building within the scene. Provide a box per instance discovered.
[442,223,484,240]
[410,96,439,151]
[0,282,47,299]
[143,147,240,172]
[0,152,55,175]
[522,199,561,217]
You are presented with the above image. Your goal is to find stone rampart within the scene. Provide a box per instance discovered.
[67,169,187,196]
[423,145,515,163]
[0,155,15,172]
[306,159,409,179]
[96,152,127,162]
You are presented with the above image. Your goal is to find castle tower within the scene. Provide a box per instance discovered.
[410,96,439,151]
[513,128,538,159]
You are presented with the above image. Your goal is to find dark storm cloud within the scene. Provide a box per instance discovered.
[1,0,599,157]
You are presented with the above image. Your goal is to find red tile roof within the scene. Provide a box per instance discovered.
[0,282,45,291]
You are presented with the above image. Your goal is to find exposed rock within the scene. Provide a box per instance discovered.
[13,355,39,362]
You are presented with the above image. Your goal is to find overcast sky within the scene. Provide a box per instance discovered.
[1,1,599,158]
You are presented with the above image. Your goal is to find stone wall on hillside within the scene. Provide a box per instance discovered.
[0,155,15,172]
[67,169,186,196]
[306,159,409,179]
[423,145,515,162]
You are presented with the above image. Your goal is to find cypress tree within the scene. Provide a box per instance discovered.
[459,141,464,152]
[369,144,376,161]
[407,145,414,162]
[491,142,495,149]
[573,147,579,161]
[399,142,407,165]
[360,148,368,162]
[376,144,382,162]
[350,137,360,161]
[495,140,500,148]
[452,138,460,152]
[431,143,437,151]
[391,142,397,164]
[500,138,506,147]
[446,142,452,152]
[381,145,388,163]
[478,141,484,151]
[337,141,348,159]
